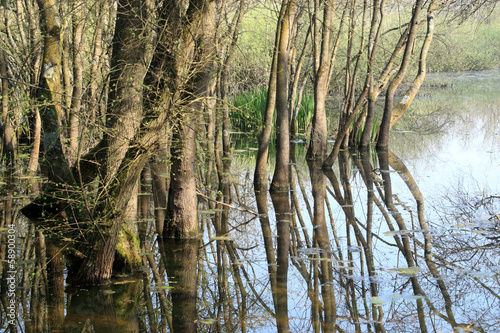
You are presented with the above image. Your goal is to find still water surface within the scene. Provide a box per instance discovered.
[2,70,500,332]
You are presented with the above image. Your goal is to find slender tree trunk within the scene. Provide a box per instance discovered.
[254,4,284,190]
[377,0,425,149]
[360,0,385,148]
[151,139,169,234]
[0,51,16,164]
[68,0,85,164]
[270,0,296,193]
[388,0,438,129]
[307,0,336,159]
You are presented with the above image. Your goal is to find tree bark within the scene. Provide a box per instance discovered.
[271,0,296,193]
[163,0,216,239]
[68,0,85,164]
[388,0,438,129]
[254,4,284,190]
[377,0,425,149]
[307,0,336,159]
[75,0,150,283]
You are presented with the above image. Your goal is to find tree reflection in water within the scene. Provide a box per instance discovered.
[2,145,499,332]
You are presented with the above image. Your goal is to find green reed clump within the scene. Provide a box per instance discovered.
[231,88,268,132]
[231,88,315,135]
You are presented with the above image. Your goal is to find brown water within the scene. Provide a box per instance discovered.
[1,70,499,332]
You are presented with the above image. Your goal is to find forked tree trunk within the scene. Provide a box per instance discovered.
[388,0,438,129]
[74,0,150,283]
[377,0,425,149]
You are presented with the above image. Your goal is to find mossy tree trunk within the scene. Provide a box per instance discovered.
[75,0,150,283]
[36,0,76,187]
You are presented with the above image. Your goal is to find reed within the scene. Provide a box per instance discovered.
[231,88,314,135]
[231,88,268,132]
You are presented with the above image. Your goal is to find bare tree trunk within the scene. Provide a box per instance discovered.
[75,0,150,283]
[36,0,76,186]
[0,51,16,164]
[307,0,336,159]
[0,3,16,164]
[377,0,425,149]
[388,0,438,129]
[360,0,385,148]
[271,0,296,193]
[163,0,216,239]
[165,116,199,238]
[151,139,169,234]
[68,0,85,164]
[254,5,283,190]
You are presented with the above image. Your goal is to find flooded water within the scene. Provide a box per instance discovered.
[1,70,499,332]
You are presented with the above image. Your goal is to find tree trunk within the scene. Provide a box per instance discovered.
[388,0,438,129]
[307,0,336,159]
[270,0,296,193]
[165,116,199,238]
[36,0,76,186]
[377,0,425,149]
[74,0,150,283]
[254,4,283,190]
[0,51,16,165]
[68,0,85,164]
[163,0,216,239]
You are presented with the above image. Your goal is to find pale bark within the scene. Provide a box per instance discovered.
[389,0,438,129]
[377,0,425,149]
[307,0,336,159]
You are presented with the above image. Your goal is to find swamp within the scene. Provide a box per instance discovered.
[1,0,500,332]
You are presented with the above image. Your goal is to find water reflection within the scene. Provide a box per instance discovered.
[2,143,499,332]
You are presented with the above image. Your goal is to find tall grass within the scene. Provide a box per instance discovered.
[293,91,314,136]
[230,88,315,135]
[231,88,268,132]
